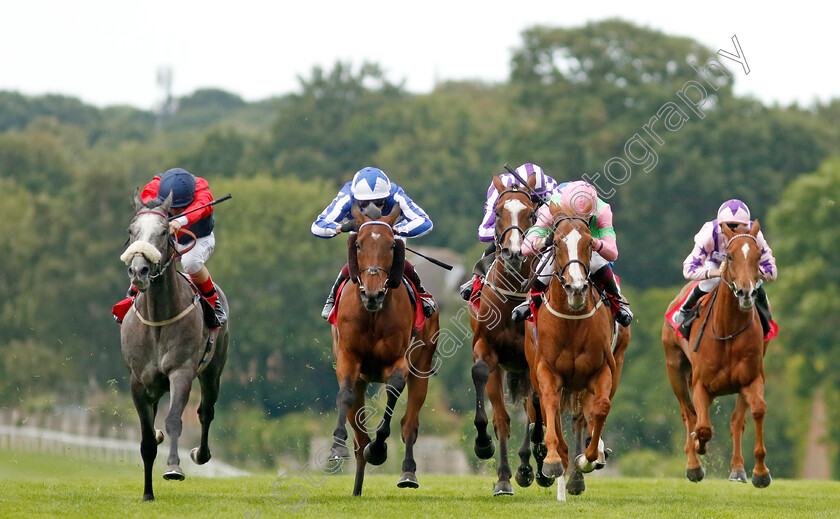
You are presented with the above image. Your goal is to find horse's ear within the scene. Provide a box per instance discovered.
[493,175,506,193]
[159,192,173,214]
[721,221,736,241]
[528,173,538,189]
[750,219,761,237]
[383,204,402,228]
[133,188,144,210]
[350,202,367,225]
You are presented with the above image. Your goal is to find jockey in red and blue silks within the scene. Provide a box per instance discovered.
[459,163,559,300]
[312,166,436,320]
[116,167,226,326]
[674,199,777,324]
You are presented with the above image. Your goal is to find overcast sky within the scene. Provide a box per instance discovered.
[0,1,833,110]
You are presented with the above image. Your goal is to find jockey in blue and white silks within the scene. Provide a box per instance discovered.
[312,168,433,239]
[312,167,436,319]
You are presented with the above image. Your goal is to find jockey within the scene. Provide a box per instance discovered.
[459,163,559,301]
[510,180,634,327]
[674,199,777,324]
[312,166,436,320]
[124,168,226,326]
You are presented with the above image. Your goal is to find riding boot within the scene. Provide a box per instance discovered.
[461,243,497,301]
[591,265,633,327]
[405,268,436,318]
[194,275,227,327]
[755,284,772,335]
[674,285,707,325]
[511,280,547,323]
[322,271,348,320]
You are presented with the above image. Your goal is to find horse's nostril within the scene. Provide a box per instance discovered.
[377,291,385,299]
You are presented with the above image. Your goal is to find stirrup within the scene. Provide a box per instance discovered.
[673,307,689,324]
[213,300,228,327]
[616,305,633,327]
[421,298,436,318]
[459,280,474,301]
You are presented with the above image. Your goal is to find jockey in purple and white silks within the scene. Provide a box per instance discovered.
[312,166,436,319]
[459,163,559,300]
[674,199,778,324]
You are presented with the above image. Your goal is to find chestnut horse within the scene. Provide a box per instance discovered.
[662,219,771,487]
[524,210,629,496]
[327,203,439,496]
[470,175,554,495]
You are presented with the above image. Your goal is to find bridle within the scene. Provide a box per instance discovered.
[550,215,592,288]
[355,220,396,281]
[129,209,196,280]
[494,187,537,251]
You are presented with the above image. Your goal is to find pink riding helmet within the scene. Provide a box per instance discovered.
[717,199,751,225]
[557,180,598,218]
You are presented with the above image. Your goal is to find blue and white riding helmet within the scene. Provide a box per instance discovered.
[351,167,392,201]
[157,168,197,208]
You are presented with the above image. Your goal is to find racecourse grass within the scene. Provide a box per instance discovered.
[1,449,839,518]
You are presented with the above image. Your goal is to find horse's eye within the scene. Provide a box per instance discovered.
[495,210,501,218]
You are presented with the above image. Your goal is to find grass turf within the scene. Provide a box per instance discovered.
[1,449,839,518]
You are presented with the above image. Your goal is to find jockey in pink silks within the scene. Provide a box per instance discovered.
[510,180,634,327]
[458,163,559,301]
[674,199,777,324]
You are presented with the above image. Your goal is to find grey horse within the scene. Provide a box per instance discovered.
[120,190,229,501]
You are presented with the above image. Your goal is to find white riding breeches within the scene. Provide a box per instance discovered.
[176,232,215,275]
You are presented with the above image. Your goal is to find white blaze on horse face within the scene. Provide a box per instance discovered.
[564,229,586,289]
[121,212,165,264]
[741,242,750,260]
[503,198,527,252]
[371,233,381,240]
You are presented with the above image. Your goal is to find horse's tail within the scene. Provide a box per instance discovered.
[506,370,531,404]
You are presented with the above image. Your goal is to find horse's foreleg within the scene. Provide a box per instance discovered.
[487,368,513,495]
[364,369,406,466]
[691,382,713,456]
[162,371,193,481]
[664,339,703,481]
[529,391,555,487]
[567,410,588,495]
[729,393,748,482]
[130,380,158,501]
[535,361,564,478]
[471,346,496,459]
[331,354,360,461]
[578,367,612,473]
[743,377,771,488]
[397,371,428,489]
[349,379,370,497]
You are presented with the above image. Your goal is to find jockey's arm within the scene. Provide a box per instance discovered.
[392,189,433,238]
[311,188,353,239]
[756,231,778,281]
[683,222,717,280]
[477,184,500,243]
[522,205,553,256]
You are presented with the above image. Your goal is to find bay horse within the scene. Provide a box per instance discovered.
[120,191,229,501]
[662,219,771,487]
[328,203,439,496]
[470,174,555,495]
[524,208,629,496]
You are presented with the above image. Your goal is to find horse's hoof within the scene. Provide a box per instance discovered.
[686,466,705,482]
[751,471,772,488]
[541,461,565,478]
[515,465,534,487]
[575,454,597,474]
[329,445,351,460]
[397,471,419,488]
[567,472,586,495]
[364,442,387,465]
[493,481,514,496]
[163,465,185,481]
[190,447,211,465]
[533,442,548,460]
[155,430,164,445]
[728,469,748,483]
[142,494,155,502]
[474,439,496,460]
[536,472,556,488]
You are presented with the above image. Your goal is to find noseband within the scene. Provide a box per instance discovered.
[128,209,194,280]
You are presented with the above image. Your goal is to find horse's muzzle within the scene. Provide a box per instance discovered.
[359,287,386,312]
[128,257,151,291]
[563,284,588,311]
